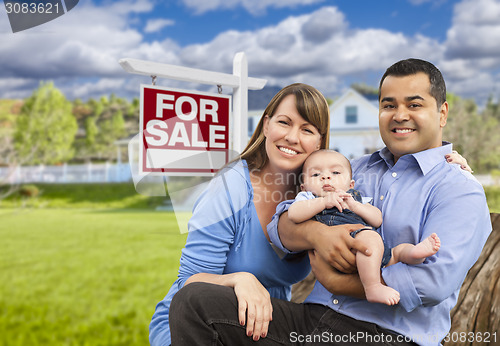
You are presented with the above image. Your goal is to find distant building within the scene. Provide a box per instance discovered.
[247,88,384,160]
[247,110,263,138]
[328,88,383,160]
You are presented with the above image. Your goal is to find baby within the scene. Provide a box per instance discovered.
[288,149,441,305]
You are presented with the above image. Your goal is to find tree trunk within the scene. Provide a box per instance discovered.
[444,213,500,346]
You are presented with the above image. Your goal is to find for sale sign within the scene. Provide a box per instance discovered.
[140,85,231,175]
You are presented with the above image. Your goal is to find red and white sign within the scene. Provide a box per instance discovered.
[140,85,231,175]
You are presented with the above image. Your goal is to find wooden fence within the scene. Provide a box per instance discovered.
[0,163,132,184]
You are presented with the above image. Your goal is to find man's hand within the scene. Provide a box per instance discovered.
[310,223,371,273]
[309,250,365,298]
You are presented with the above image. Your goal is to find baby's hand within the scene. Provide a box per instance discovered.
[323,192,345,211]
[339,192,355,208]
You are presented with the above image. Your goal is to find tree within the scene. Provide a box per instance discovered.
[485,95,500,121]
[94,110,126,159]
[443,93,500,172]
[14,82,78,165]
[72,95,136,162]
[351,82,379,96]
[0,101,20,198]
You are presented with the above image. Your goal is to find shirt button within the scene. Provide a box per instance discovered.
[333,299,339,305]
[380,195,384,201]
[392,172,397,178]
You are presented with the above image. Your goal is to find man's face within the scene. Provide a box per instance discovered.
[379,72,448,162]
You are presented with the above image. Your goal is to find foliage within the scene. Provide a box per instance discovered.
[14,82,77,165]
[351,82,379,96]
[0,99,22,167]
[1,100,25,199]
[73,95,138,162]
[485,94,500,121]
[2,82,500,172]
[444,93,500,173]
[485,186,500,213]
[18,184,40,197]
[0,208,186,346]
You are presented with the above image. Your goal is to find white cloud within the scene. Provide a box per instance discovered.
[451,0,500,25]
[181,0,325,15]
[0,0,188,102]
[301,6,347,43]
[71,78,128,99]
[0,0,153,79]
[0,78,39,99]
[445,0,500,59]
[1,0,499,107]
[407,0,448,7]
[170,6,443,95]
[107,0,154,15]
[438,0,500,104]
[144,19,175,33]
[0,3,443,99]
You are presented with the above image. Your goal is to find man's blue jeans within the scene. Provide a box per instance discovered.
[170,282,416,345]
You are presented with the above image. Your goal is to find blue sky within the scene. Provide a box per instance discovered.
[1,0,500,106]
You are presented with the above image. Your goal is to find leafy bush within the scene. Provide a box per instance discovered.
[19,184,40,198]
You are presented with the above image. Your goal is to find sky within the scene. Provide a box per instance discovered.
[1,0,500,107]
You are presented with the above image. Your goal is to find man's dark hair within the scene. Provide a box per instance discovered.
[378,58,446,108]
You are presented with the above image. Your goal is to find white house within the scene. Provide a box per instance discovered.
[247,88,384,160]
[328,88,384,160]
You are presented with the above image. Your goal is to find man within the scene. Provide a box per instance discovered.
[170,59,491,345]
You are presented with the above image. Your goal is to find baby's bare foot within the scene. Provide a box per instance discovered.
[413,233,440,257]
[365,284,400,306]
[406,233,441,264]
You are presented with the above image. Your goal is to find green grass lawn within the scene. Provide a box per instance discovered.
[1,182,499,345]
[485,186,500,213]
[0,208,187,346]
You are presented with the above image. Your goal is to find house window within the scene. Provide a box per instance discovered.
[345,106,358,124]
[248,117,254,137]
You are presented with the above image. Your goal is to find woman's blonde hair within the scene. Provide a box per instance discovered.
[241,83,330,170]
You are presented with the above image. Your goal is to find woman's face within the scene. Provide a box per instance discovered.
[263,94,322,175]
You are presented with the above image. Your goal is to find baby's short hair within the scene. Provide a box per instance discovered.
[300,149,352,184]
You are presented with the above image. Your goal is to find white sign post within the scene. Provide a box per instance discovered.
[120,52,267,175]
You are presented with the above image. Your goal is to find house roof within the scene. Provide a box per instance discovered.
[330,88,379,114]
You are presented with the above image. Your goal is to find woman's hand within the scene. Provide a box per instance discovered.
[445,150,473,172]
[232,272,273,341]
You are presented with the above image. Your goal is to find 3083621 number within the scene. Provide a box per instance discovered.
[5,2,60,14]
[443,332,497,343]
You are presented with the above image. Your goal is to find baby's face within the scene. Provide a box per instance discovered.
[301,151,354,197]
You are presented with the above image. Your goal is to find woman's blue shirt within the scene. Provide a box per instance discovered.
[149,160,311,345]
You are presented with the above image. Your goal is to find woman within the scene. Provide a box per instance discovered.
[149,83,344,345]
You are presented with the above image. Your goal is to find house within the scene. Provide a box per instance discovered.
[328,88,384,160]
[247,88,384,160]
